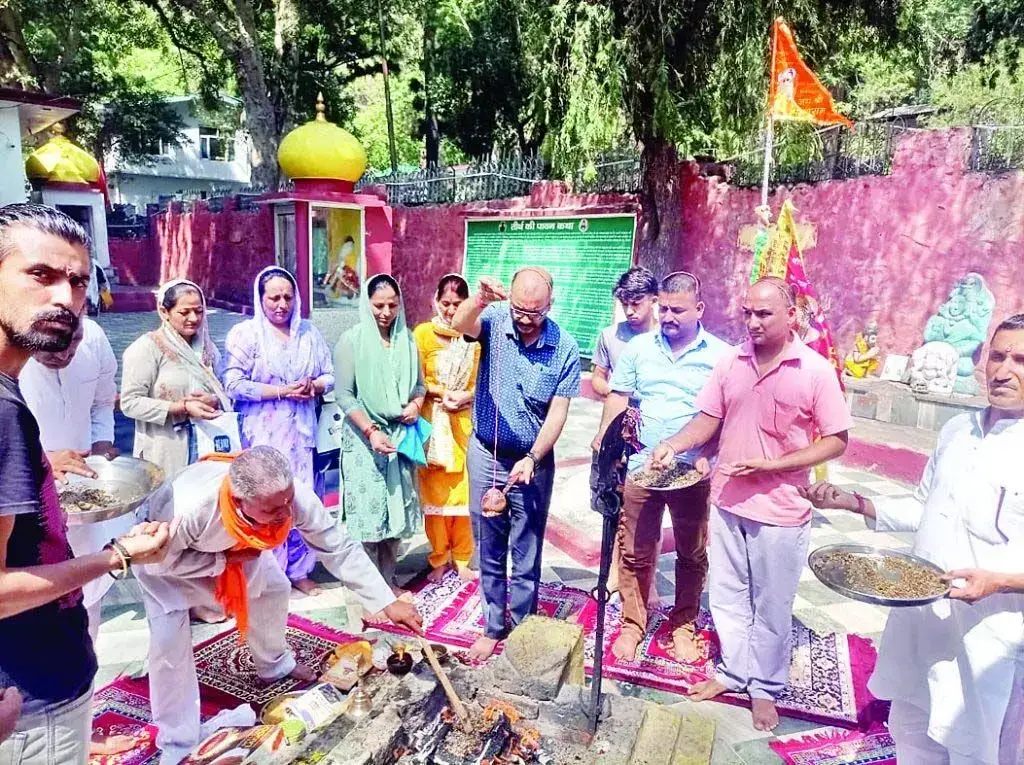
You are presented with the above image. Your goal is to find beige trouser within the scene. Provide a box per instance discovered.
[143,559,295,765]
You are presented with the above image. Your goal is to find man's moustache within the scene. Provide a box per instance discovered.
[34,309,79,328]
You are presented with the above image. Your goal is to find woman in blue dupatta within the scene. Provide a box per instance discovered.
[334,274,425,593]
[222,266,334,595]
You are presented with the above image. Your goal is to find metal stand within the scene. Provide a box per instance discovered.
[587,409,632,735]
[588,502,620,735]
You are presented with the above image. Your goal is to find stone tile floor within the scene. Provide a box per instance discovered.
[93,311,917,763]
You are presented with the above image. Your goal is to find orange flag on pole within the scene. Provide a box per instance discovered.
[768,18,852,128]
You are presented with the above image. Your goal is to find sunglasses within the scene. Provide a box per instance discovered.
[510,303,549,321]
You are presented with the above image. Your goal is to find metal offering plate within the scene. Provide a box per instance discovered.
[59,456,165,526]
[627,460,703,491]
[809,543,950,607]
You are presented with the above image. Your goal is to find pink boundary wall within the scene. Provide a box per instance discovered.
[677,128,1024,354]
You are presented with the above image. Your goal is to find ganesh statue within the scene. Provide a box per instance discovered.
[920,272,994,394]
[908,342,959,396]
[844,320,881,378]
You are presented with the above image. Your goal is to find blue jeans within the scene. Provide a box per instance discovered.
[0,687,92,765]
[467,436,555,639]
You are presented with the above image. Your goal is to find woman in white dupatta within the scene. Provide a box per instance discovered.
[413,274,480,581]
[121,279,231,479]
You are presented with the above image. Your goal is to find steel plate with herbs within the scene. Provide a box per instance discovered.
[628,461,703,491]
[59,455,165,525]
[809,543,950,607]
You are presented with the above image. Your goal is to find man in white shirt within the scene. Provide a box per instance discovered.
[135,446,422,764]
[19,317,125,642]
[803,313,1024,765]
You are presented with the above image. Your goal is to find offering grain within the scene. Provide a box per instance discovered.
[821,551,946,600]
[59,487,118,514]
[630,462,702,490]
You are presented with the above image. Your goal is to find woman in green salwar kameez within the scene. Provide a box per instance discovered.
[335,274,426,592]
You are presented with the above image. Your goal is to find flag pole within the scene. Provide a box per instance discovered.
[760,116,774,207]
[761,19,780,208]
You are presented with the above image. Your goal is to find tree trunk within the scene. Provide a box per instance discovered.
[636,136,680,275]
[422,18,440,167]
[232,0,282,189]
[0,4,39,87]
[274,0,302,136]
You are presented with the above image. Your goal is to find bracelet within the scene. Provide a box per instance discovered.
[363,423,380,439]
[105,540,131,580]
[526,451,539,465]
[852,492,867,515]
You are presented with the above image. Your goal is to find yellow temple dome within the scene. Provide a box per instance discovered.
[277,94,367,184]
[25,123,100,185]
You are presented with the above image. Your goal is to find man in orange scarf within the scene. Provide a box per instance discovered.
[134,446,422,764]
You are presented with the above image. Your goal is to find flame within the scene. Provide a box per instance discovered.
[392,746,409,759]
[482,701,520,725]
[394,644,406,660]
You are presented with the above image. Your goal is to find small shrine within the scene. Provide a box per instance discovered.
[263,94,394,345]
[24,122,111,268]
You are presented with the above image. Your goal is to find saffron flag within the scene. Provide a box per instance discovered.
[768,18,853,128]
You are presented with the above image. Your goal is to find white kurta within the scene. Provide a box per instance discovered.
[134,459,396,616]
[135,460,397,763]
[869,411,1024,764]
[19,318,130,610]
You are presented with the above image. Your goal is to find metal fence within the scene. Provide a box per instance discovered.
[969,126,1024,172]
[731,121,900,188]
[358,156,548,206]
[572,149,643,194]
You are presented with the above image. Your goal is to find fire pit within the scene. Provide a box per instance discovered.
[296,617,715,765]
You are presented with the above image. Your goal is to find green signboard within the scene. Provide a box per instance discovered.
[462,215,636,357]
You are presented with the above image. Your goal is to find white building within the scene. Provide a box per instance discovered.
[0,88,80,206]
[106,95,252,210]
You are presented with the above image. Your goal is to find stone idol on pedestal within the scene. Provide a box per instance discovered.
[843,319,881,379]
[910,272,994,395]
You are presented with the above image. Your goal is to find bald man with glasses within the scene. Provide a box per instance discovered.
[451,268,581,661]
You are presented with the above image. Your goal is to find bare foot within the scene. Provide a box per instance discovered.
[190,605,226,624]
[751,698,779,731]
[90,733,137,756]
[467,635,500,662]
[611,630,641,662]
[687,678,728,701]
[667,625,705,664]
[455,562,477,581]
[427,565,449,583]
[292,578,322,597]
[288,663,317,683]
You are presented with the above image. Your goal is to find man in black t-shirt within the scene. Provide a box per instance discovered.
[0,203,172,765]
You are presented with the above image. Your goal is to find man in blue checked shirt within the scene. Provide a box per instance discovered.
[452,267,581,661]
[593,271,730,665]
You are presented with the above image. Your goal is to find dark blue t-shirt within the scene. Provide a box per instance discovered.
[0,372,96,713]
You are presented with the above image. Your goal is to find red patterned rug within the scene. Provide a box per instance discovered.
[769,725,896,764]
[367,572,885,728]
[89,615,362,764]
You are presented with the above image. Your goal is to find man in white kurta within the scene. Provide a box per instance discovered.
[19,317,127,643]
[805,313,1024,765]
[135,446,422,764]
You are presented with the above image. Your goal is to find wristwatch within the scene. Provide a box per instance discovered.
[525,451,539,465]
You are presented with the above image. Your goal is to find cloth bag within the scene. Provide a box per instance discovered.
[396,418,433,466]
[189,412,242,461]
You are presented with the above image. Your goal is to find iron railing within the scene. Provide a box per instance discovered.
[358,156,548,206]
[731,121,899,188]
[573,148,642,194]
[969,126,1024,172]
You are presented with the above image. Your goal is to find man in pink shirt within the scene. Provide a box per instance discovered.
[650,277,851,731]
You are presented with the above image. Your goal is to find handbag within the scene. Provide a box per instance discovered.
[188,412,242,462]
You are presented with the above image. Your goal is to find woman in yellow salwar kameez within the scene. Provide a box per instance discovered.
[413,274,481,582]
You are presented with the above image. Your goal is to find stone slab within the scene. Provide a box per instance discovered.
[490,615,585,701]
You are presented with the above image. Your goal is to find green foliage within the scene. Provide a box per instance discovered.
[0,0,186,161]
[345,73,423,171]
